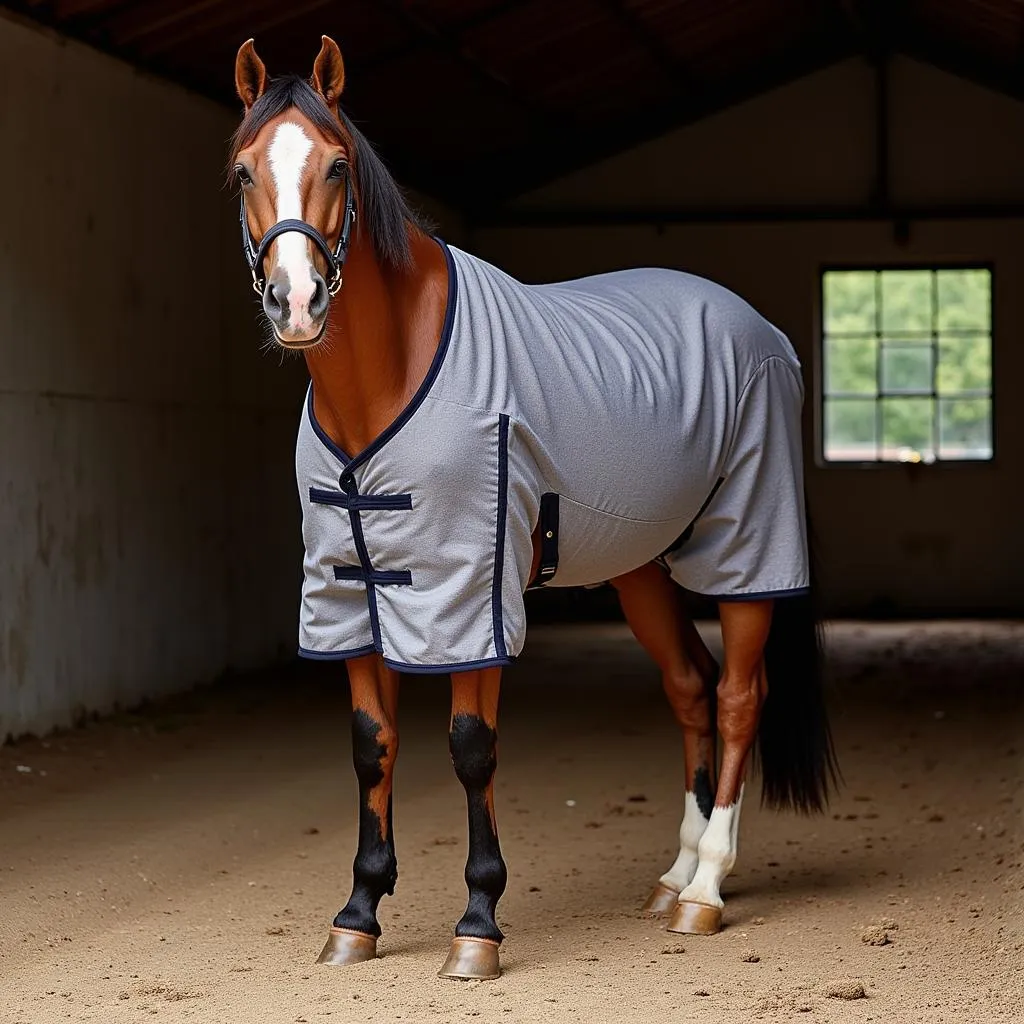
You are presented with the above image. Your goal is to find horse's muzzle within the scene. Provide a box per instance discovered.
[262,267,330,347]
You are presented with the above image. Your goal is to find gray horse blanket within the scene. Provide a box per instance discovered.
[296,242,808,671]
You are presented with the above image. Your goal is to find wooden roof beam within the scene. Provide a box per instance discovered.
[597,0,697,95]
[374,0,558,128]
[835,0,905,62]
[361,0,529,75]
[130,0,333,55]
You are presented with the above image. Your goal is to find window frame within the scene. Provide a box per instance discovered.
[815,261,996,468]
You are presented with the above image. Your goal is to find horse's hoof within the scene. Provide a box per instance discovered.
[438,936,501,981]
[666,900,723,935]
[316,927,378,966]
[641,882,680,915]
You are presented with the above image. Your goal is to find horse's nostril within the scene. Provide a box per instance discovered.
[309,274,329,320]
[263,280,287,323]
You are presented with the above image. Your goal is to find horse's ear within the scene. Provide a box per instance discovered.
[235,38,267,111]
[312,35,346,108]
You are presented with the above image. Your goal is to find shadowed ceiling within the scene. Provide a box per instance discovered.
[5,1,1024,211]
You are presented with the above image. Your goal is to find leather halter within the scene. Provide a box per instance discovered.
[239,162,356,298]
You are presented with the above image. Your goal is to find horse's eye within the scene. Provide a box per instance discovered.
[235,164,252,186]
[328,158,348,180]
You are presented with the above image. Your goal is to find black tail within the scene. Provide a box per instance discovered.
[756,508,840,813]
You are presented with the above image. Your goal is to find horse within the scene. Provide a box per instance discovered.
[228,35,838,981]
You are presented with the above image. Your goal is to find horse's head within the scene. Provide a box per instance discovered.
[230,37,355,349]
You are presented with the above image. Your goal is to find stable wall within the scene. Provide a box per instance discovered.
[0,13,308,739]
[474,58,1024,615]
[0,15,464,740]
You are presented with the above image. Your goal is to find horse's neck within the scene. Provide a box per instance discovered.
[305,228,448,457]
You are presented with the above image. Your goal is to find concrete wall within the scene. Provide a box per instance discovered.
[0,16,464,739]
[474,58,1024,616]
[0,13,310,738]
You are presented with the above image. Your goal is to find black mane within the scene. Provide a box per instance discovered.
[228,75,429,270]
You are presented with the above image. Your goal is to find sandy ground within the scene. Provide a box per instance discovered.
[1,621,1022,1024]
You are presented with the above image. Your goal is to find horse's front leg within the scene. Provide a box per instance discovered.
[438,666,507,981]
[668,599,771,935]
[318,654,399,966]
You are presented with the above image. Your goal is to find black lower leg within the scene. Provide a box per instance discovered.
[450,713,507,942]
[334,708,397,937]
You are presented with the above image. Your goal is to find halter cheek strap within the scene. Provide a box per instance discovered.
[240,162,356,297]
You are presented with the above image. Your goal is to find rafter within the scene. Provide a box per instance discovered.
[472,200,1024,229]
[836,0,868,41]
[374,0,558,129]
[361,0,528,76]
[57,0,138,28]
[103,0,231,46]
[835,0,906,62]
[597,0,696,94]
[131,0,332,56]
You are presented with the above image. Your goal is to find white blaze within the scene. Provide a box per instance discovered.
[267,122,316,329]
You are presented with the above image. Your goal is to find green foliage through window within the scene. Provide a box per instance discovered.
[821,268,992,462]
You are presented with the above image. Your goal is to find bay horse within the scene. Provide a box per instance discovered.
[229,36,837,981]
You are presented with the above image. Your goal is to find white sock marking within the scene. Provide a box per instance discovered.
[267,122,317,330]
[660,790,710,892]
[677,785,745,909]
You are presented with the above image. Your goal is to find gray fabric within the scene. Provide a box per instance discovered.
[297,242,808,670]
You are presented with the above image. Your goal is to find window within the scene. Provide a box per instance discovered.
[821,267,993,463]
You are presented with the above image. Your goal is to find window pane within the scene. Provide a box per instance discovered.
[937,334,991,395]
[824,398,876,461]
[823,270,876,334]
[939,399,992,459]
[881,397,935,462]
[825,335,877,394]
[880,271,932,333]
[881,342,933,394]
[937,269,990,332]
[820,267,992,463]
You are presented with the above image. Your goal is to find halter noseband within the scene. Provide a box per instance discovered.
[239,162,356,298]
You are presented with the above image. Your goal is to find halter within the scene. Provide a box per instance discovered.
[239,162,356,298]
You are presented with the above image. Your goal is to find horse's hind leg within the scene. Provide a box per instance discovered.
[317,655,399,966]
[611,563,718,912]
[439,666,507,981]
[668,599,771,935]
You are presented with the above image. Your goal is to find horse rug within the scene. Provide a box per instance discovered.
[296,242,808,672]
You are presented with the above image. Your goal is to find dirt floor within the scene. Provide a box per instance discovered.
[1,621,1022,1024]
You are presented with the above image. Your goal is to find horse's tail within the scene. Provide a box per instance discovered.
[756,504,840,813]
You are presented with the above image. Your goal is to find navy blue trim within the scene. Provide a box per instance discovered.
[346,499,384,652]
[299,649,514,671]
[310,487,413,511]
[334,566,413,586]
[702,586,811,602]
[491,414,510,661]
[382,656,516,675]
[298,644,378,662]
[305,237,457,471]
